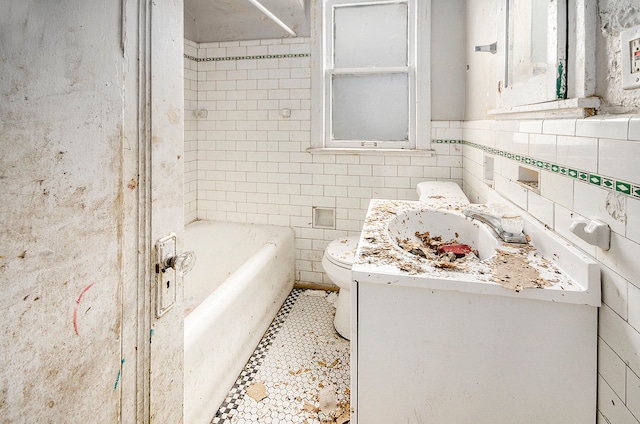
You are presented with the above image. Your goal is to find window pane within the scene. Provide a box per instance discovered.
[332,74,408,141]
[508,0,548,85]
[334,2,408,68]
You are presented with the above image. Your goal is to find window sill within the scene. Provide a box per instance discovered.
[489,97,601,120]
[307,148,436,156]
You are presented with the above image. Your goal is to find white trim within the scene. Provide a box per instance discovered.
[307,147,435,156]
[488,97,601,120]
[568,0,597,98]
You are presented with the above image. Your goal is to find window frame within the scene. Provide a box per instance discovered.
[311,0,431,151]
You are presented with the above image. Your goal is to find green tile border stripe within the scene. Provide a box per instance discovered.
[184,53,310,62]
[432,139,464,144]
[458,140,638,200]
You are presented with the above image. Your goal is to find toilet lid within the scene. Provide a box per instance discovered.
[326,236,359,268]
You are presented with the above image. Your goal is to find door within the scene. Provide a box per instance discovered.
[120,1,185,422]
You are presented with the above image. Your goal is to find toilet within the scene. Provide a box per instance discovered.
[322,181,469,340]
[322,236,359,340]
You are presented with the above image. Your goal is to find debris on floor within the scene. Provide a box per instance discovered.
[245,382,268,402]
[318,385,338,414]
[211,289,351,424]
[325,291,338,306]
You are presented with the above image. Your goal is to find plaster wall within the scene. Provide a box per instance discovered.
[596,0,640,112]
[431,0,466,120]
[1,2,125,422]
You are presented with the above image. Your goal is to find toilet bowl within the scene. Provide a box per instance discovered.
[321,236,359,340]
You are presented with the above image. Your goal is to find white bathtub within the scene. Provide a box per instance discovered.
[183,220,295,424]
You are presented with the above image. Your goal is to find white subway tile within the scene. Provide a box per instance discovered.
[236,59,257,70]
[519,120,543,134]
[577,116,630,140]
[599,304,640,377]
[527,190,554,227]
[246,45,269,56]
[529,133,557,162]
[257,58,279,69]
[598,338,627,401]
[312,174,336,186]
[347,164,373,176]
[239,39,260,47]
[398,166,424,178]
[556,136,598,173]
[494,174,527,210]
[226,70,247,81]
[384,177,411,189]
[597,376,636,424]
[598,138,640,184]
[572,183,626,237]
[436,155,462,168]
[627,369,640,420]
[371,187,399,199]
[597,233,640,297]
[629,118,640,141]
[601,264,629,320]
[215,60,237,71]
[360,176,386,187]
[626,198,640,244]
[219,40,240,48]
[248,69,269,80]
[542,119,577,136]
[628,283,640,333]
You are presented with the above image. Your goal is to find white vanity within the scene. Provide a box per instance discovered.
[350,193,600,424]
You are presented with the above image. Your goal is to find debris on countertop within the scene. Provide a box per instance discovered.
[355,199,577,293]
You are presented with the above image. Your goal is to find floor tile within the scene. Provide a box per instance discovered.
[211,289,351,424]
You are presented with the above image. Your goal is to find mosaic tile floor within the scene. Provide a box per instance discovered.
[211,289,351,424]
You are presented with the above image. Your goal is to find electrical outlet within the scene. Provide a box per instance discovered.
[621,25,640,89]
[632,38,640,73]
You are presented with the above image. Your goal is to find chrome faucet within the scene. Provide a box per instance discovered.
[463,209,528,244]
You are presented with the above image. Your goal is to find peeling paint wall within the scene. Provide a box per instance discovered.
[596,0,640,112]
[0,2,124,422]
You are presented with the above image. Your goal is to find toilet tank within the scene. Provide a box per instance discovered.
[416,181,469,205]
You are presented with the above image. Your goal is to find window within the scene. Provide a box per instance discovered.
[311,0,429,150]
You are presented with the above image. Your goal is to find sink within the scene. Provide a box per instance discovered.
[386,209,500,261]
[356,197,601,307]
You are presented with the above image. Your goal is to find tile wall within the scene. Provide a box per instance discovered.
[184,39,198,223]
[183,37,463,285]
[462,117,640,424]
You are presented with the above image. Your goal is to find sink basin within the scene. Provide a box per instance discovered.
[386,209,500,261]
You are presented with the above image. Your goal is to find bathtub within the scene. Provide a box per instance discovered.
[183,220,295,424]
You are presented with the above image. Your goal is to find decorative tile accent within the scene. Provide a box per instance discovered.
[211,289,350,424]
[432,139,464,144]
[184,53,310,62]
[462,141,638,199]
[588,174,602,186]
[615,181,632,195]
